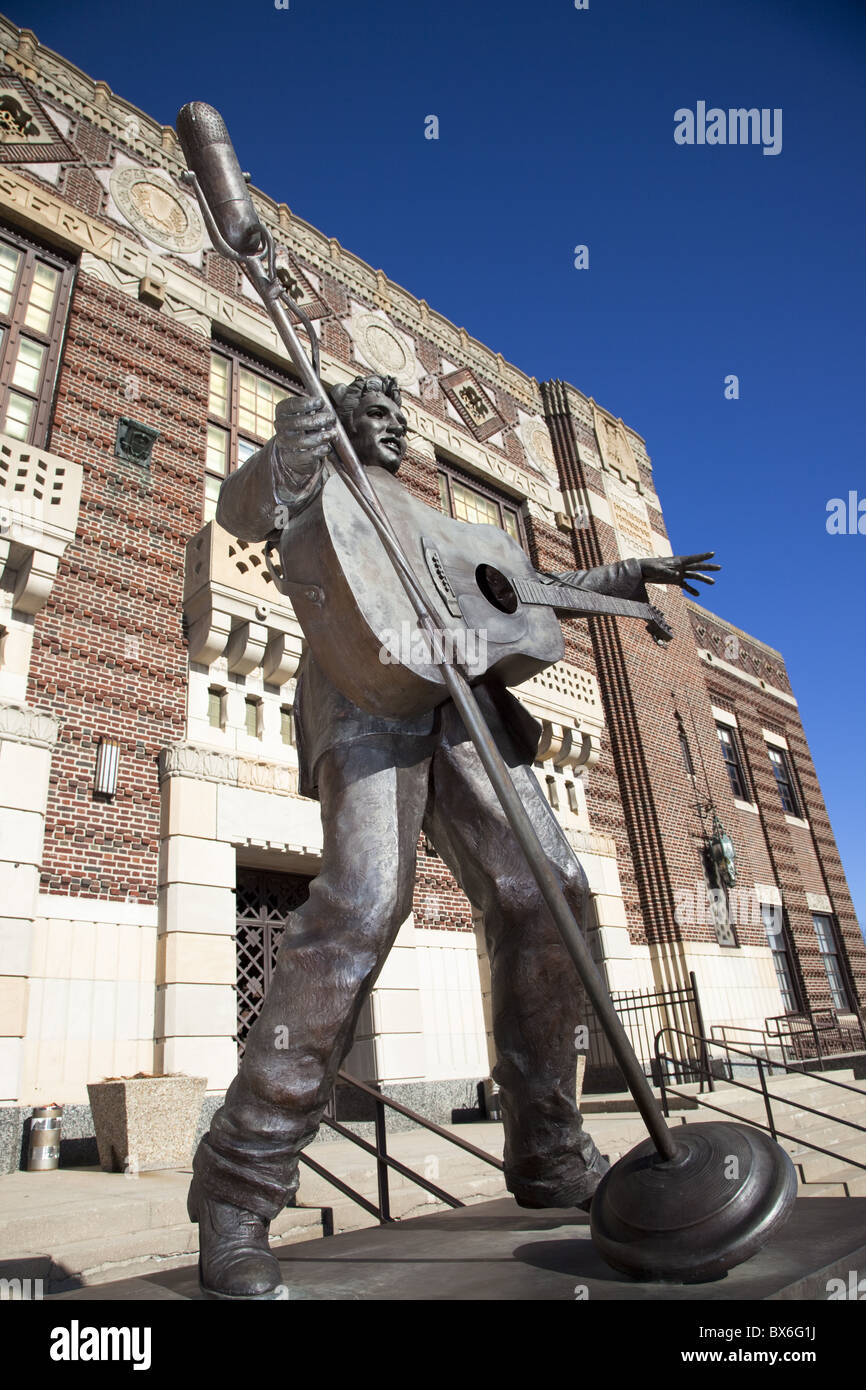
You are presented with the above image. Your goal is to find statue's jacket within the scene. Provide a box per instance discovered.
[216,436,646,800]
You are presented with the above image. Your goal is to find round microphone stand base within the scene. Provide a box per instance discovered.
[589,1121,798,1284]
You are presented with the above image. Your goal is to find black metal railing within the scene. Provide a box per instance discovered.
[655,1026,866,1189]
[585,971,711,1090]
[295,1070,504,1228]
[765,1009,866,1066]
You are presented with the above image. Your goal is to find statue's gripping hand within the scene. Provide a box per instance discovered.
[273,394,338,496]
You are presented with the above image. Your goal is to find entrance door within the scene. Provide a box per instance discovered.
[235,868,312,1054]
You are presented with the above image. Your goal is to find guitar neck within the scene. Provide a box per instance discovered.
[511,575,652,623]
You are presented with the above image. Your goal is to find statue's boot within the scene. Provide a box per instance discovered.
[188,1182,285,1299]
[508,1152,611,1214]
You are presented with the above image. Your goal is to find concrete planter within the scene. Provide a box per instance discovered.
[86,1074,207,1173]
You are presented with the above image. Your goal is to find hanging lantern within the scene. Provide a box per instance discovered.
[709,813,737,887]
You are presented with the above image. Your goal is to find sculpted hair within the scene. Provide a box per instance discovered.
[329,374,402,428]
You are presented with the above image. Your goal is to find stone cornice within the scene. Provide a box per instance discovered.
[565,827,617,860]
[0,165,554,515]
[0,17,541,413]
[0,700,59,747]
[695,649,798,708]
[686,598,784,662]
[158,742,300,795]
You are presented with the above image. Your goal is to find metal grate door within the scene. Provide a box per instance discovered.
[235,868,312,1055]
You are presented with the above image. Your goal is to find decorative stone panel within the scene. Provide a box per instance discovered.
[440,367,505,442]
[513,661,605,770]
[591,401,642,490]
[183,520,303,686]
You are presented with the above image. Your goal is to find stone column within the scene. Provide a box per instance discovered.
[156,758,238,1091]
[344,916,426,1084]
[0,704,58,1102]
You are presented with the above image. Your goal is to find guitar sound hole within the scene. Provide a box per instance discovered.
[476,565,518,614]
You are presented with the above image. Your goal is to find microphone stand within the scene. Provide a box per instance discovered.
[182,166,680,1163]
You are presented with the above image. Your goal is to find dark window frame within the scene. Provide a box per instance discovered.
[812,912,852,1013]
[767,743,802,817]
[206,340,300,521]
[761,903,801,1015]
[436,455,528,550]
[716,721,751,802]
[0,223,75,448]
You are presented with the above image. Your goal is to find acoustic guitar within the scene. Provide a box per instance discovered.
[266,465,672,719]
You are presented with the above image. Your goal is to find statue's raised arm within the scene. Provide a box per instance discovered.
[215,393,338,541]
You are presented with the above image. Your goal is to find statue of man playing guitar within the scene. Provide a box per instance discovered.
[187,373,718,1299]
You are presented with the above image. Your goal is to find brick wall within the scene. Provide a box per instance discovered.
[27,271,208,901]
[690,606,866,1013]
[540,377,864,1012]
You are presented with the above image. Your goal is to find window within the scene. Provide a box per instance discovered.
[566,781,579,814]
[206,345,296,521]
[280,704,294,746]
[545,775,559,810]
[207,686,226,730]
[812,913,851,1012]
[767,745,801,817]
[244,696,262,740]
[761,903,800,1014]
[0,227,74,446]
[437,460,525,546]
[716,723,750,801]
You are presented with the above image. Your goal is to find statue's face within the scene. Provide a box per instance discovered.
[349,391,408,473]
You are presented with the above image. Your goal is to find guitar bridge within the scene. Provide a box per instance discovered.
[422,538,462,617]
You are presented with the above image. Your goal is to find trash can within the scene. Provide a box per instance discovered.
[27,1104,62,1171]
[481,1078,501,1122]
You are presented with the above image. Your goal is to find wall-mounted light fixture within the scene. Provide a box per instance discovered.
[94,737,120,798]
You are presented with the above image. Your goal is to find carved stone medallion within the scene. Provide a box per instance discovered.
[109,165,203,254]
[346,307,419,389]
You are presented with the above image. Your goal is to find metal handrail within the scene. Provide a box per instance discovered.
[658,1029,866,1098]
[296,1069,504,1227]
[764,1008,866,1064]
[654,1025,866,1182]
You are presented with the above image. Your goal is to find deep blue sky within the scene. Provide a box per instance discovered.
[11,0,866,927]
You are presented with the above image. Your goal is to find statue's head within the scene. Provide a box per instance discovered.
[329,374,407,474]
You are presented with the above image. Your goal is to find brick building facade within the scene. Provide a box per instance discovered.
[0,18,862,1129]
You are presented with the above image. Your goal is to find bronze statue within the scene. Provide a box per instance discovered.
[177,102,797,1295]
[186,375,719,1298]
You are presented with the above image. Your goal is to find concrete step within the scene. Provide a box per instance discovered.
[581,1092,697,1113]
[663,1072,866,1194]
[805,1164,866,1197]
[1,1196,327,1291]
[793,1179,852,1198]
[795,1140,866,1183]
[775,1115,866,1152]
[693,1081,864,1118]
[0,1122,509,1291]
[1,1169,509,1292]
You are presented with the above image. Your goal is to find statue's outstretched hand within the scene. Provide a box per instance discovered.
[274,393,337,481]
[639,552,721,597]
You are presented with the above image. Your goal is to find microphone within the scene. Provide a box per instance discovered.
[176,102,264,256]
